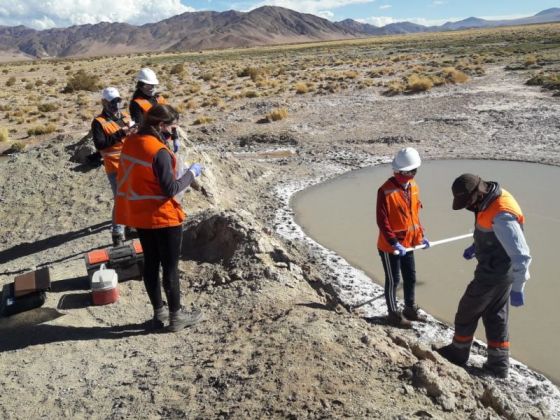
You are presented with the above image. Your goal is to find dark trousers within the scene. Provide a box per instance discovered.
[451,280,511,371]
[137,225,183,313]
[379,250,416,314]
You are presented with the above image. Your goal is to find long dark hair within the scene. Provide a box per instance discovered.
[139,104,178,138]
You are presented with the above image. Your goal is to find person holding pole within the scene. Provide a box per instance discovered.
[376,147,430,328]
[437,174,531,378]
[115,104,203,332]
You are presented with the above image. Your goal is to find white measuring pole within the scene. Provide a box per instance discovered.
[392,233,473,255]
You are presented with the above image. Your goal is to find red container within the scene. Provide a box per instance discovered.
[92,287,119,305]
[91,265,119,305]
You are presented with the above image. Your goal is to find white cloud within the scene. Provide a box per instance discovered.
[379,4,392,10]
[431,1,446,6]
[250,0,375,17]
[0,0,195,29]
[360,15,458,27]
[317,10,335,19]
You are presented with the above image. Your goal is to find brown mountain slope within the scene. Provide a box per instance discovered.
[0,7,360,59]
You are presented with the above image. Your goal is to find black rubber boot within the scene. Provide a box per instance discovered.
[436,344,469,366]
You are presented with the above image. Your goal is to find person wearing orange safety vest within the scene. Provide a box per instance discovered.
[115,104,203,333]
[91,87,135,246]
[437,174,531,378]
[377,147,430,328]
[129,67,182,154]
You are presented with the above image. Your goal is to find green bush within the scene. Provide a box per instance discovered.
[63,70,100,93]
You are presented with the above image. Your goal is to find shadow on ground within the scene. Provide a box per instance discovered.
[0,221,111,265]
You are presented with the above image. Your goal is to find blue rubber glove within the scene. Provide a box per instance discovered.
[510,290,524,307]
[172,138,180,153]
[393,242,407,256]
[422,238,430,249]
[188,163,203,177]
[463,244,476,260]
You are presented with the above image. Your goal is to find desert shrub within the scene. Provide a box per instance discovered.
[525,55,538,66]
[344,70,359,79]
[294,82,309,94]
[6,76,15,87]
[0,127,8,142]
[63,65,71,70]
[265,108,288,122]
[244,90,259,98]
[238,67,262,82]
[200,72,215,82]
[193,116,214,125]
[383,79,406,96]
[25,82,34,90]
[63,70,100,93]
[35,79,43,87]
[1,69,8,74]
[170,63,185,75]
[27,123,57,136]
[527,72,560,90]
[38,103,57,112]
[441,67,469,84]
[46,78,56,86]
[185,98,199,110]
[10,141,26,153]
[406,74,433,92]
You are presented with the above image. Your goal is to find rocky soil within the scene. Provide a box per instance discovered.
[1,66,559,419]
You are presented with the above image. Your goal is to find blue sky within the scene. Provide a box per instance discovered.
[0,0,558,29]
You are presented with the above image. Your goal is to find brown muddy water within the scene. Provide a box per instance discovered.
[293,160,560,384]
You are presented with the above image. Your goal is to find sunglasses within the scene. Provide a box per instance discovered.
[399,168,417,176]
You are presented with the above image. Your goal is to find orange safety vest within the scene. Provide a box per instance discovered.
[114,133,185,229]
[133,95,167,115]
[475,189,524,231]
[377,179,424,253]
[94,112,132,174]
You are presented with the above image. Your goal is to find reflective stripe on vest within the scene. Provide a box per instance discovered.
[475,189,524,231]
[377,179,423,253]
[114,134,185,229]
[133,96,167,115]
[95,112,131,174]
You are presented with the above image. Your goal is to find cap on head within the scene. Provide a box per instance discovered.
[451,173,482,210]
[392,147,421,172]
[136,67,159,85]
[101,87,120,102]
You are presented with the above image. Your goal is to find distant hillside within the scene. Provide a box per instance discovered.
[0,6,559,59]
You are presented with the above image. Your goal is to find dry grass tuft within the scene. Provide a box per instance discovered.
[265,107,288,122]
[192,116,214,125]
[294,82,309,94]
[441,67,469,84]
[63,70,100,93]
[0,127,8,142]
[406,74,433,92]
[27,123,57,136]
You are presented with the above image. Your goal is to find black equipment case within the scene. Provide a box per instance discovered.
[85,239,144,283]
[0,283,46,317]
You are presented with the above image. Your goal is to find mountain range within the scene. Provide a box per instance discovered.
[0,6,559,60]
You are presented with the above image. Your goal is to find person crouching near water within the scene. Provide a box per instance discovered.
[437,174,531,378]
[91,87,135,246]
[115,104,203,332]
[376,147,430,328]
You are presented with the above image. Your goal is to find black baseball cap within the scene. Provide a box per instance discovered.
[451,174,482,210]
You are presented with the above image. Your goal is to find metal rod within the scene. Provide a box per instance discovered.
[392,233,473,255]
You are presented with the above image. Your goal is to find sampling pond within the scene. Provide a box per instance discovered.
[293,159,560,384]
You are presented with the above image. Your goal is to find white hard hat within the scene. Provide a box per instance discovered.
[101,87,120,102]
[392,147,421,171]
[136,67,159,85]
